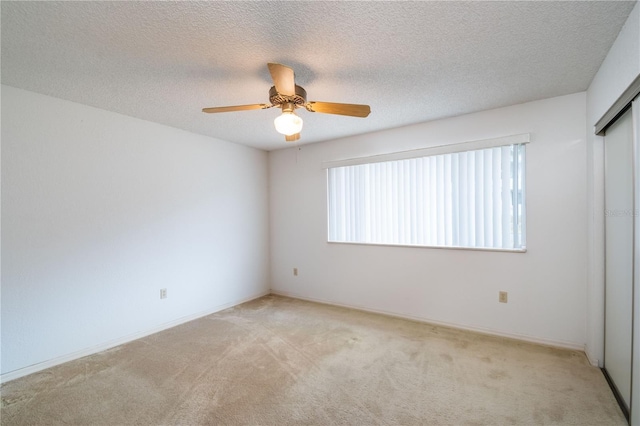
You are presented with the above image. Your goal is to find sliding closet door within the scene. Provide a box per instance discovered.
[633,101,640,426]
[604,107,634,413]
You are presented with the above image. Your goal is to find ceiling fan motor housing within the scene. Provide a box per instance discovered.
[269,85,307,109]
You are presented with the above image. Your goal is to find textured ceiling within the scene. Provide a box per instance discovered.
[1,1,636,151]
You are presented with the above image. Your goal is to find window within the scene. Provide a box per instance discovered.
[326,135,527,250]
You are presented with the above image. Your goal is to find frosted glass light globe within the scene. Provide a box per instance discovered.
[274,112,303,136]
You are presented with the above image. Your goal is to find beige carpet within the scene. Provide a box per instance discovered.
[1,295,626,425]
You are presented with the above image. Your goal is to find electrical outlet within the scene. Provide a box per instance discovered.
[160,288,167,299]
[293,268,298,276]
[499,291,508,303]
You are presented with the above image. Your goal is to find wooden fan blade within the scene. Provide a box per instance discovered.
[268,63,295,96]
[202,104,269,113]
[285,133,300,142]
[307,101,371,118]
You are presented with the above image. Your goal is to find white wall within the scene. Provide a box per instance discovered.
[269,93,587,348]
[1,85,270,376]
[586,1,640,366]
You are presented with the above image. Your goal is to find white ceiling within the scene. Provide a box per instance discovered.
[1,1,636,151]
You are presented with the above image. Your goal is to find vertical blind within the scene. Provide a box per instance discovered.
[327,144,526,249]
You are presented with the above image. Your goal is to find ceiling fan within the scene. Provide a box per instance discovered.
[202,63,371,142]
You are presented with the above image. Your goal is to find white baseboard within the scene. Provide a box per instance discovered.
[270,290,586,352]
[4,289,588,384]
[1,290,270,384]
[584,348,601,367]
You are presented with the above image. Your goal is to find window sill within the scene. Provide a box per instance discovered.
[327,241,527,253]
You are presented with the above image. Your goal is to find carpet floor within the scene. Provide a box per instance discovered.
[1,295,627,425]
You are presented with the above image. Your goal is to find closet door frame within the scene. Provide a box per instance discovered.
[596,76,640,425]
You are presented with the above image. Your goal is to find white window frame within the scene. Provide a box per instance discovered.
[323,134,528,252]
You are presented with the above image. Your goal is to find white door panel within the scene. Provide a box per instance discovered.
[605,107,634,411]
